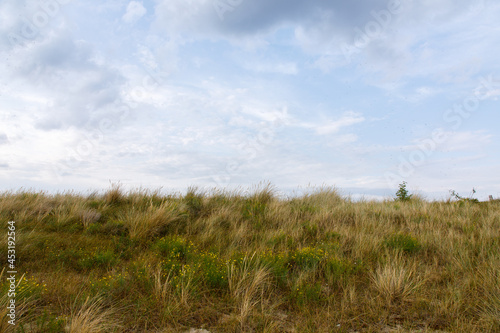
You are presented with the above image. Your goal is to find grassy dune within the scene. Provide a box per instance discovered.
[0,185,499,332]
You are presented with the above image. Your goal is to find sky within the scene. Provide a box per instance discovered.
[1,0,499,200]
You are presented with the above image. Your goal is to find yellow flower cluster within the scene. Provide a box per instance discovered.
[260,248,285,261]
[291,246,329,260]
[17,274,48,295]
[89,272,125,289]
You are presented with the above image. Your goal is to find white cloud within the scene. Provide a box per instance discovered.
[438,130,493,152]
[388,130,493,154]
[122,1,147,24]
[475,88,500,100]
[302,111,365,135]
[402,86,442,103]
[1,0,499,200]
[3,31,126,131]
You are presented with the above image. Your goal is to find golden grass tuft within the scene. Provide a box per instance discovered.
[65,295,121,333]
[370,254,424,306]
[80,209,102,228]
[103,183,124,205]
[123,201,181,239]
[227,254,279,328]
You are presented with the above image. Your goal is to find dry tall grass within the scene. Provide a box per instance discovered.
[65,295,121,333]
[227,254,278,327]
[0,186,499,332]
[370,253,424,306]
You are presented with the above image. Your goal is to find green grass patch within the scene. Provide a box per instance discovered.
[383,233,422,253]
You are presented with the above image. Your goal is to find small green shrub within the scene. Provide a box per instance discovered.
[154,235,195,261]
[395,181,412,202]
[79,249,117,270]
[287,246,328,270]
[292,282,324,306]
[194,252,228,290]
[324,258,360,286]
[384,233,421,253]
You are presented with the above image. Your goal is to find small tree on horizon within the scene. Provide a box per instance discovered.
[395,181,412,202]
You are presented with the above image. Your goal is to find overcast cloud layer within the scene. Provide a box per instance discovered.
[1,0,499,199]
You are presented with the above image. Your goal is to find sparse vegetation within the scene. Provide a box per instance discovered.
[0,184,499,332]
[450,188,480,204]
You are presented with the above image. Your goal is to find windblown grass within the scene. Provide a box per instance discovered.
[66,295,121,333]
[0,185,499,332]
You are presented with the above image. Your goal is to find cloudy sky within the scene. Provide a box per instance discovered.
[1,0,499,200]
